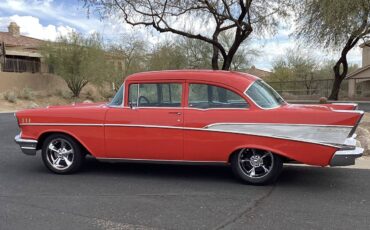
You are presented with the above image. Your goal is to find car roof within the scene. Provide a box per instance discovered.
[125,70,259,92]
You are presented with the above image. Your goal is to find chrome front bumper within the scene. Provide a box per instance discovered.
[14,134,38,156]
[330,135,363,166]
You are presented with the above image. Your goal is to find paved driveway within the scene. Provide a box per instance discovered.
[0,113,369,230]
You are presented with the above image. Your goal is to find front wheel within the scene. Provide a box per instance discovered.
[41,134,83,174]
[231,148,283,185]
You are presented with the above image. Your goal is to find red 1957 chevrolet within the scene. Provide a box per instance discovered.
[14,70,364,185]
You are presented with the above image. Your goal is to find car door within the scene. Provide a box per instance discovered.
[105,81,185,160]
[183,82,250,162]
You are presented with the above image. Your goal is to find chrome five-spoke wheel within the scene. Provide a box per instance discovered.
[42,134,83,174]
[231,148,283,185]
[46,139,74,170]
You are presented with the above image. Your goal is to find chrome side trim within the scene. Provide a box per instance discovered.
[18,122,355,148]
[205,123,352,146]
[332,103,358,107]
[14,134,38,156]
[97,157,227,165]
[333,109,364,114]
[205,122,353,128]
[20,123,104,127]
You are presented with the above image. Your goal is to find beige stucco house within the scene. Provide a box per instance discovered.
[347,43,370,98]
[245,66,272,79]
[0,22,47,73]
[0,22,124,92]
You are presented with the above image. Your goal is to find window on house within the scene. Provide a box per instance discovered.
[188,83,248,109]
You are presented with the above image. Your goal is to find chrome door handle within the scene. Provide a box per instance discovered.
[168,112,182,115]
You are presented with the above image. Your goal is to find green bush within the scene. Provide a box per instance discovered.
[4,91,17,103]
[55,89,73,99]
[19,87,34,100]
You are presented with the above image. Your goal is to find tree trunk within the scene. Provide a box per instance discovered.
[328,56,348,100]
[328,36,361,100]
[328,76,343,100]
[222,56,232,70]
[212,44,219,70]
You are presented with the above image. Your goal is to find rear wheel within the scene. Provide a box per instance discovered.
[41,134,83,174]
[231,148,283,185]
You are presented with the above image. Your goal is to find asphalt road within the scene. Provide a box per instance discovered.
[1,113,370,230]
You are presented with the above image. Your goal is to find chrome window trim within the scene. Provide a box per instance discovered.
[244,80,286,110]
[19,122,351,148]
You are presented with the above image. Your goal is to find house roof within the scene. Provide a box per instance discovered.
[245,66,271,79]
[346,65,370,79]
[0,32,44,48]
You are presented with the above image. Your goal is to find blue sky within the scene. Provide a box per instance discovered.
[0,0,362,70]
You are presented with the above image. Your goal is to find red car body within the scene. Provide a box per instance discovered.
[14,70,364,183]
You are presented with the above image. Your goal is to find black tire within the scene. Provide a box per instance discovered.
[41,134,83,174]
[230,148,283,185]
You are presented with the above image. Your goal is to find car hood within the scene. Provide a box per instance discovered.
[46,102,107,110]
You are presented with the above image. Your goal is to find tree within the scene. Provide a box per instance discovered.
[269,49,318,95]
[147,41,188,70]
[84,0,292,70]
[43,32,110,97]
[109,34,148,90]
[177,37,213,69]
[295,0,370,100]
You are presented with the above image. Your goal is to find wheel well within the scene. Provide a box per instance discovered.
[228,148,292,163]
[36,132,91,155]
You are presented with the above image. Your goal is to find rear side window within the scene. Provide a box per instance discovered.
[128,83,182,107]
[188,84,248,109]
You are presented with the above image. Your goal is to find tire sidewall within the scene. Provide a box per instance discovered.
[41,134,82,174]
[231,149,283,185]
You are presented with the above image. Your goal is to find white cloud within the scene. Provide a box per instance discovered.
[0,15,74,41]
[0,0,363,70]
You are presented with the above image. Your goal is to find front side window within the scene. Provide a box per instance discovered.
[109,84,124,106]
[188,83,248,109]
[245,80,284,109]
[128,83,182,107]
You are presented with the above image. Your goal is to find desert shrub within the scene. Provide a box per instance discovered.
[18,87,34,100]
[85,88,101,101]
[55,89,73,99]
[4,91,17,103]
[98,87,115,101]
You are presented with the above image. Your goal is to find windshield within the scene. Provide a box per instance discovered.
[245,80,284,109]
[109,84,124,106]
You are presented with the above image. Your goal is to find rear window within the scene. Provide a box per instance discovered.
[245,80,284,109]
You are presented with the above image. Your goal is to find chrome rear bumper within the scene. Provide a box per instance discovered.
[14,134,38,156]
[330,146,363,166]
